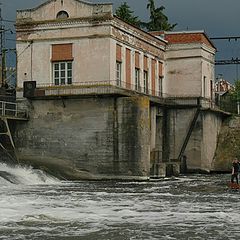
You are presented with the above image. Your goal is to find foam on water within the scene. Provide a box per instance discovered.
[0,170,239,239]
[0,163,59,185]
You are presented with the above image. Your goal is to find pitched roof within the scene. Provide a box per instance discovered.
[150,30,216,49]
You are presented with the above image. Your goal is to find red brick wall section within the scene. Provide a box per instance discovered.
[126,48,131,89]
[159,61,163,77]
[144,56,148,71]
[165,33,215,49]
[116,44,122,62]
[135,52,140,69]
[151,59,156,96]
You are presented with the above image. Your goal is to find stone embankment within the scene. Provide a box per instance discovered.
[212,116,240,172]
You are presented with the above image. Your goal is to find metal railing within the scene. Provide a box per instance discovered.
[34,80,218,109]
[36,80,165,97]
[0,101,28,119]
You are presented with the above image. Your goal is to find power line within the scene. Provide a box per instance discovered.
[215,58,240,65]
[210,36,240,41]
[2,19,14,23]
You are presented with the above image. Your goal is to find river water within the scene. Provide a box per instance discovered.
[0,163,239,240]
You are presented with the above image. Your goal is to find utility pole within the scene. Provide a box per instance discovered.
[0,2,8,88]
[0,2,5,88]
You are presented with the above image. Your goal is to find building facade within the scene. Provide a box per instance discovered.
[12,0,226,179]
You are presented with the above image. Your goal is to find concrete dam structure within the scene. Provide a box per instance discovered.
[0,0,229,180]
[8,92,227,180]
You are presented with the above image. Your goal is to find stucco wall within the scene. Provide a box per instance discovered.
[17,0,112,22]
[165,57,202,97]
[165,44,215,98]
[17,35,111,88]
[201,59,215,99]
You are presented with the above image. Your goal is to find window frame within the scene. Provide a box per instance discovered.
[143,70,148,94]
[53,61,73,86]
[135,68,140,91]
[116,61,122,86]
[158,76,163,97]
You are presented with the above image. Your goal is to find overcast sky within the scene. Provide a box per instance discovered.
[2,0,240,83]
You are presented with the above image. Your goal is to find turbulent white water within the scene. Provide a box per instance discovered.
[0,163,59,185]
[0,164,239,240]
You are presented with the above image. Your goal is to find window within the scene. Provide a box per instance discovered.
[116,61,122,86]
[210,80,213,100]
[144,70,148,94]
[135,68,140,91]
[56,11,69,19]
[203,76,206,97]
[158,77,163,97]
[53,62,72,85]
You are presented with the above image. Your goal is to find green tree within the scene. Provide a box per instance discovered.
[231,80,240,99]
[220,80,240,114]
[146,0,177,31]
[231,80,240,113]
[115,2,141,28]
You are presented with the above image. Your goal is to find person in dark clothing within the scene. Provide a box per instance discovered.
[231,158,239,184]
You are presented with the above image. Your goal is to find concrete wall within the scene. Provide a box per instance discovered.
[14,96,150,180]
[117,97,150,176]
[168,108,200,161]
[167,108,222,172]
[201,111,222,171]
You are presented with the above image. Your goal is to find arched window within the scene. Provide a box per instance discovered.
[56,11,69,19]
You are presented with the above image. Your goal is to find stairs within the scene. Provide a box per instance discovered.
[178,107,201,161]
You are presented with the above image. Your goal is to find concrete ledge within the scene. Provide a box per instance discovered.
[17,154,150,181]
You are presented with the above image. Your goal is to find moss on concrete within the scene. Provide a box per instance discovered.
[212,116,240,172]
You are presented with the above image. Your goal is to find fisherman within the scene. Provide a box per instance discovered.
[231,157,240,184]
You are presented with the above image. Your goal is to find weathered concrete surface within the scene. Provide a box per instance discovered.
[212,116,240,172]
[13,96,150,180]
[201,111,222,171]
[117,97,150,177]
[167,108,222,173]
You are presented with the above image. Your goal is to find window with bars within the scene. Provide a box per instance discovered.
[116,61,122,86]
[135,68,140,91]
[158,77,163,97]
[53,62,72,85]
[143,70,148,94]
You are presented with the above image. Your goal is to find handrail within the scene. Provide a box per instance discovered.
[20,79,219,109]
[0,101,28,119]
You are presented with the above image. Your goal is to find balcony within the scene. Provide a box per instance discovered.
[20,79,220,110]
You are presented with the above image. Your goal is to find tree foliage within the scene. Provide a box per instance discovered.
[145,0,177,31]
[115,1,176,32]
[231,80,240,100]
[115,2,141,28]
[218,80,240,114]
